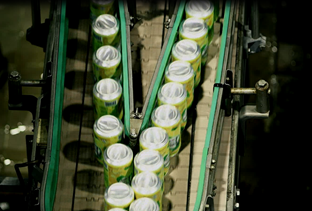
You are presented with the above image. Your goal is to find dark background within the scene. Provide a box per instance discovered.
[239,0,311,210]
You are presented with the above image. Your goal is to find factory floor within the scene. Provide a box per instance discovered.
[0,0,311,211]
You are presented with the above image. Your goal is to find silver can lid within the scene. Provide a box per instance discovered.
[179,17,208,39]
[158,82,186,105]
[94,45,121,68]
[172,39,200,61]
[185,0,214,18]
[139,127,169,149]
[129,197,160,211]
[93,78,122,101]
[165,60,194,83]
[92,14,119,36]
[104,143,133,166]
[94,115,123,137]
[104,182,134,207]
[134,149,164,173]
[152,104,181,127]
[131,172,162,195]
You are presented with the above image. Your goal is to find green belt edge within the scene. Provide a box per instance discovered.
[45,0,68,210]
[118,0,130,136]
[193,0,231,210]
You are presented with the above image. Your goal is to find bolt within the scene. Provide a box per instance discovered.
[234,203,239,209]
[130,132,137,138]
[210,165,215,170]
[9,71,20,80]
[137,113,143,119]
[236,188,240,196]
[257,79,267,88]
[211,159,216,164]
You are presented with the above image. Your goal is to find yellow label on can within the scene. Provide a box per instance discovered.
[157,98,187,131]
[165,76,194,109]
[151,121,181,157]
[134,165,164,183]
[186,11,214,45]
[103,159,133,189]
[93,59,122,82]
[93,94,123,120]
[139,143,170,176]
[94,132,123,164]
[92,30,120,53]
[133,188,162,211]
[179,31,209,66]
[172,53,201,88]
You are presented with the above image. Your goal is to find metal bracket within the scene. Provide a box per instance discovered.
[129,108,143,151]
[243,25,266,54]
[205,195,215,211]
[8,71,49,120]
[232,79,270,116]
[213,70,234,117]
[214,70,270,118]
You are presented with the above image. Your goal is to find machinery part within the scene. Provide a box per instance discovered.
[8,71,38,119]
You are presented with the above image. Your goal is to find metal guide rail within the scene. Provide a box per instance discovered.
[3,0,270,210]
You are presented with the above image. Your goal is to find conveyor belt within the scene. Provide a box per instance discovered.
[53,1,233,211]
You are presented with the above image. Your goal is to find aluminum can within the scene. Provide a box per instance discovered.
[139,127,170,176]
[165,61,194,109]
[185,0,215,45]
[131,172,163,211]
[93,115,124,164]
[92,14,120,52]
[93,45,122,82]
[104,182,134,211]
[157,82,187,131]
[129,197,160,211]
[171,39,201,87]
[90,0,115,23]
[93,78,123,120]
[151,105,181,157]
[134,149,164,182]
[108,209,126,211]
[179,17,208,66]
[103,143,133,188]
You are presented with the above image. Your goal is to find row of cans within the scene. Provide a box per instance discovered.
[94,126,172,210]
[100,141,167,210]
[91,12,123,121]
[151,62,195,157]
[104,175,162,211]
[95,127,170,183]
[147,0,217,166]
[171,0,216,88]
[92,13,122,82]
